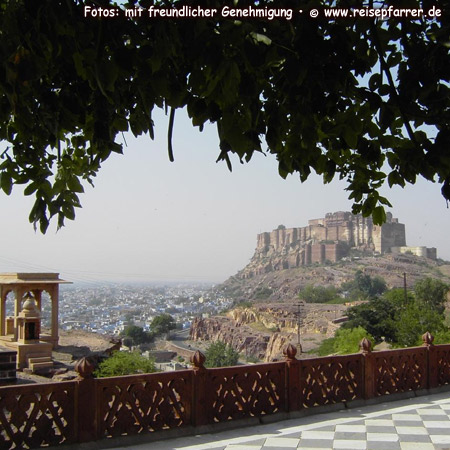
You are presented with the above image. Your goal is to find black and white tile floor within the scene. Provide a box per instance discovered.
[108,391,450,450]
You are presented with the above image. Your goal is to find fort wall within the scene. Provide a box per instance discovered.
[391,246,437,260]
[251,212,412,272]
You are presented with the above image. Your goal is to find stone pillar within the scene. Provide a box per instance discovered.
[33,289,42,311]
[50,285,59,347]
[0,287,5,336]
[75,357,98,442]
[14,287,26,341]
[360,337,375,399]
[284,344,301,412]
[422,332,438,389]
[191,351,208,427]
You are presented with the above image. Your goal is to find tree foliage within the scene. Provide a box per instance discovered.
[395,301,446,347]
[299,284,339,303]
[150,313,176,336]
[94,351,156,377]
[122,324,154,345]
[316,326,373,356]
[204,340,240,368]
[1,0,449,232]
[253,286,273,300]
[344,292,401,341]
[342,270,387,300]
[344,278,449,346]
[413,277,449,314]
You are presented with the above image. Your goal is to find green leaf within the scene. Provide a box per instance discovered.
[0,173,12,195]
[372,206,386,225]
[24,182,38,196]
[250,32,272,46]
[67,176,84,193]
[343,127,358,148]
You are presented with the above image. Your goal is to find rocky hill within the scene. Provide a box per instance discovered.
[218,211,450,302]
[190,212,450,361]
[221,253,450,302]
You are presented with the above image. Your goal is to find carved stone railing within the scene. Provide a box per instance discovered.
[0,333,449,449]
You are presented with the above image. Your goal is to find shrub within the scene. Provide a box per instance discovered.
[94,351,156,378]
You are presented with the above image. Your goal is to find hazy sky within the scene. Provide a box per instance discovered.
[1,108,449,284]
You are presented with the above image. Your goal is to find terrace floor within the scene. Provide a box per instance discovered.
[105,390,450,450]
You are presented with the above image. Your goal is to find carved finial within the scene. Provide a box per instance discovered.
[422,331,434,346]
[283,344,297,361]
[75,356,96,379]
[359,337,372,353]
[190,351,206,369]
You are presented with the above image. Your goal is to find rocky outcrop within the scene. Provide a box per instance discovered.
[190,316,270,359]
[190,303,346,361]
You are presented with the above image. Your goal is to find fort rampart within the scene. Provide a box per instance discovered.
[256,211,406,256]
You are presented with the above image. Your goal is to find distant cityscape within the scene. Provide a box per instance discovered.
[2,283,233,335]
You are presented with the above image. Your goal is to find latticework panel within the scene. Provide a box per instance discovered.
[98,370,192,438]
[374,348,427,396]
[300,354,363,407]
[206,363,285,423]
[436,344,450,386]
[0,381,76,450]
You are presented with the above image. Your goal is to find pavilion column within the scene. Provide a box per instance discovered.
[50,285,59,347]
[0,287,5,336]
[14,287,26,341]
[33,289,42,311]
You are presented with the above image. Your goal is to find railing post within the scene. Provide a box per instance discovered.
[422,332,438,389]
[284,344,301,412]
[191,351,208,427]
[360,337,375,399]
[75,357,98,442]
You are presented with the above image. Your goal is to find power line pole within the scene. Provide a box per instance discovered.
[403,272,408,304]
[295,301,305,354]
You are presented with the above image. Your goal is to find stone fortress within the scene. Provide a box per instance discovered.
[241,211,436,278]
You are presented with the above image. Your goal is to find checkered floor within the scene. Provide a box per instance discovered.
[224,402,450,449]
[105,390,450,450]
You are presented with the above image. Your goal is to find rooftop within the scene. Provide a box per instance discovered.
[0,272,71,284]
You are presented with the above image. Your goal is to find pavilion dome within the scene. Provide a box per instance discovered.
[20,294,40,318]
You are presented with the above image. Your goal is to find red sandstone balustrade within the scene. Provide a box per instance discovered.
[1,333,450,450]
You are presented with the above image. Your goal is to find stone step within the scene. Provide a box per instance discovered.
[29,361,53,371]
[28,356,52,364]
[27,352,51,359]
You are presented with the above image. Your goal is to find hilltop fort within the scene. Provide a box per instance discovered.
[240,211,436,279]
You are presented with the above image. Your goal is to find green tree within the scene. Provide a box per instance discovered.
[1,1,449,232]
[299,285,338,303]
[151,314,176,336]
[395,301,446,347]
[204,341,239,368]
[253,286,273,300]
[122,325,154,346]
[344,288,411,342]
[342,271,387,300]
[433,329,450,345]
[316,327,373,356]
[414,277,449,315]
[94,351,156,377]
